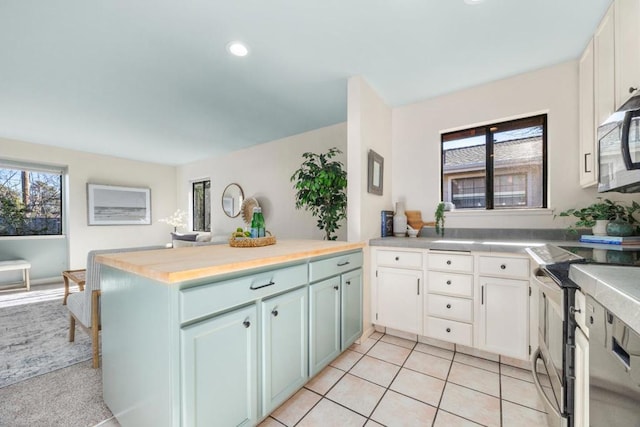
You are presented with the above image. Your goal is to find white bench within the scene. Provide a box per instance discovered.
[0,260,31,291]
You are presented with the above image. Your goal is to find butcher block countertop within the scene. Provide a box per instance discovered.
[96,239,365,284]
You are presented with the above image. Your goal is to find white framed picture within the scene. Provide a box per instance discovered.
[87,183,151,225]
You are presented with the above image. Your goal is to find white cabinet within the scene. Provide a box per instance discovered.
[574,326,589,427]
[615,0,640,108]
[477,255,530,360]
[376,267,423,335]
[594,3,616,128]
[579,39,597,187]
[425,251,474,346]
[261,287,308,414]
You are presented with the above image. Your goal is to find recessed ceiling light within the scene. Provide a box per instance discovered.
[464,0,484,4]
[227,41,249,57]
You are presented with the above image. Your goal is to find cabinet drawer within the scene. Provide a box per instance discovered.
[180,264,307,323]
[427,271,473,297]
[427,294,472,323]
[376,249,423,269]
[428,252,473,273]
[426,316,473,346]
[478,255,529,279]
[309,251,363,283]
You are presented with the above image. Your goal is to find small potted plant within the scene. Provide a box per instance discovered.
[434,202,446,237]
[557,198,630,235]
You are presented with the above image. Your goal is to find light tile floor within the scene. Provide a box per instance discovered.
[262,332,549,427]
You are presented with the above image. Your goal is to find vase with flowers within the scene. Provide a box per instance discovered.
[159,209,188,232]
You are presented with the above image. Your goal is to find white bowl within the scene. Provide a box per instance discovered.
[407,228,419,238]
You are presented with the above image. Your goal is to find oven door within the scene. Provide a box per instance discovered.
[531,270,567,426]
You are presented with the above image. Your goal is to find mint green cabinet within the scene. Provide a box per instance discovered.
[261,286,308,414]
[341,268,363,350]
[181,304,258,427]
[309,276,341,376]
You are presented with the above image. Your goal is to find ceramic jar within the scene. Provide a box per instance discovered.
[606,218,634,237]
[393,202,407,237]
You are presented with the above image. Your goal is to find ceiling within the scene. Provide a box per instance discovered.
[0,0,611,166]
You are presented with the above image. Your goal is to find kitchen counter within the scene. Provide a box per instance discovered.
[569,264,640,334]
[96,239,365,284]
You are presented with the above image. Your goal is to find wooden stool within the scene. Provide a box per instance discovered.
[62,269,86,305]
[0,260,31,291]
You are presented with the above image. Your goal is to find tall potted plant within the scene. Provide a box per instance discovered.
[290,147,347,240]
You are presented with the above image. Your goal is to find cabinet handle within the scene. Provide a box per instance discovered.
[446,304,451,309]
[395,256,399,261]
[500,264,506,270]
[250,280,275,290]
[446,260,452,265]
[446,328,451,333]
[584,153,592,173]
[630,86,638,94]
[271,308,279,317]
[243,320,251,328]
[481,285,484,305]
[334,285,339,290]
[569,306,582,315]
[337,261,350,267]
[346,280,351,285]
[417,278,420,295]
[446,280,452,285]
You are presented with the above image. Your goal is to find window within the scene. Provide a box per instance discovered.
[0,162,63,236]
[192,180,210,232]
[441,115,547,210]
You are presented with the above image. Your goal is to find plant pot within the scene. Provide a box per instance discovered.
[606,218,634,237]
[592,219,609,236]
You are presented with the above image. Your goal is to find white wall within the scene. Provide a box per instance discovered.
[1,137,177,270]
[177,123,348,240]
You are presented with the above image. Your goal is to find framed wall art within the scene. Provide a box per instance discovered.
[87,183,151,225]
[367,149,384,195]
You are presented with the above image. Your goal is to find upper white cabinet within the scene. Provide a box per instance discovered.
[579,39,597,187]
[594,4,616,129]
[615,0,640,108]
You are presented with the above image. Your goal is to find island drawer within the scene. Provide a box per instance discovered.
[428,252,473,273]
[427,294,473,323]
[375,249,423,269]
[180,263,307,323]
[478,255,529,279]
[427,271,473,297]
[426,316,473,346]
[309,251,363,283]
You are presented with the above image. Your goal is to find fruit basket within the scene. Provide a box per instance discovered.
[228,231,276,248]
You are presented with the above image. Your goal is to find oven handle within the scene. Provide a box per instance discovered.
[531,348,561,419]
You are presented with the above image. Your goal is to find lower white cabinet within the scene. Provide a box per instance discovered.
[261,287,308,414]
[375,267,423,335]
[181,305,258,427]
[477,276,529,360]
[574,326,589,427]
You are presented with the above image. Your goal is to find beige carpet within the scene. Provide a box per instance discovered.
[0,360,114,427]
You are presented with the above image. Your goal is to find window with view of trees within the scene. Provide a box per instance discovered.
[193,180,210,232]
[441,115,547,210]
[0,163,64,236]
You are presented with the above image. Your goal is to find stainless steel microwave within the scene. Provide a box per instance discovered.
[598,94,640,193]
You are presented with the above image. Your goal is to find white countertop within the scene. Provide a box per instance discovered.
[569,264,640,333]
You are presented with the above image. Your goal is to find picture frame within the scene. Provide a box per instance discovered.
[367,149,384,195]
[87,183,151,226]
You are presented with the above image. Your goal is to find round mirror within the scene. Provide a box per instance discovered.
[222,183,244,218]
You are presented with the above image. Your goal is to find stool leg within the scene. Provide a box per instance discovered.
[62,275,70,305]
[69,315,75,342]
[24,268,30,291]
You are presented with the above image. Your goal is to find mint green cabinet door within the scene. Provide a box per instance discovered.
[341,268,363,350]
[309,276,341,376]
[181,305,257,427]
[261,286,308,414]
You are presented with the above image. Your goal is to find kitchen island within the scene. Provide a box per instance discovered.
[96,240,365,427]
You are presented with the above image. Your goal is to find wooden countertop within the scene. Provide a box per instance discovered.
[96,240,366,284]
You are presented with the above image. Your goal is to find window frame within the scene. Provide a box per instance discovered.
[192,179,211,232]
[440,114,548,210]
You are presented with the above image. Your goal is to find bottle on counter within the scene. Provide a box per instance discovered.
[250,207,265,238]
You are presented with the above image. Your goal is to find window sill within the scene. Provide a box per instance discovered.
[0,234,66,240]
[445,208,553,217]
